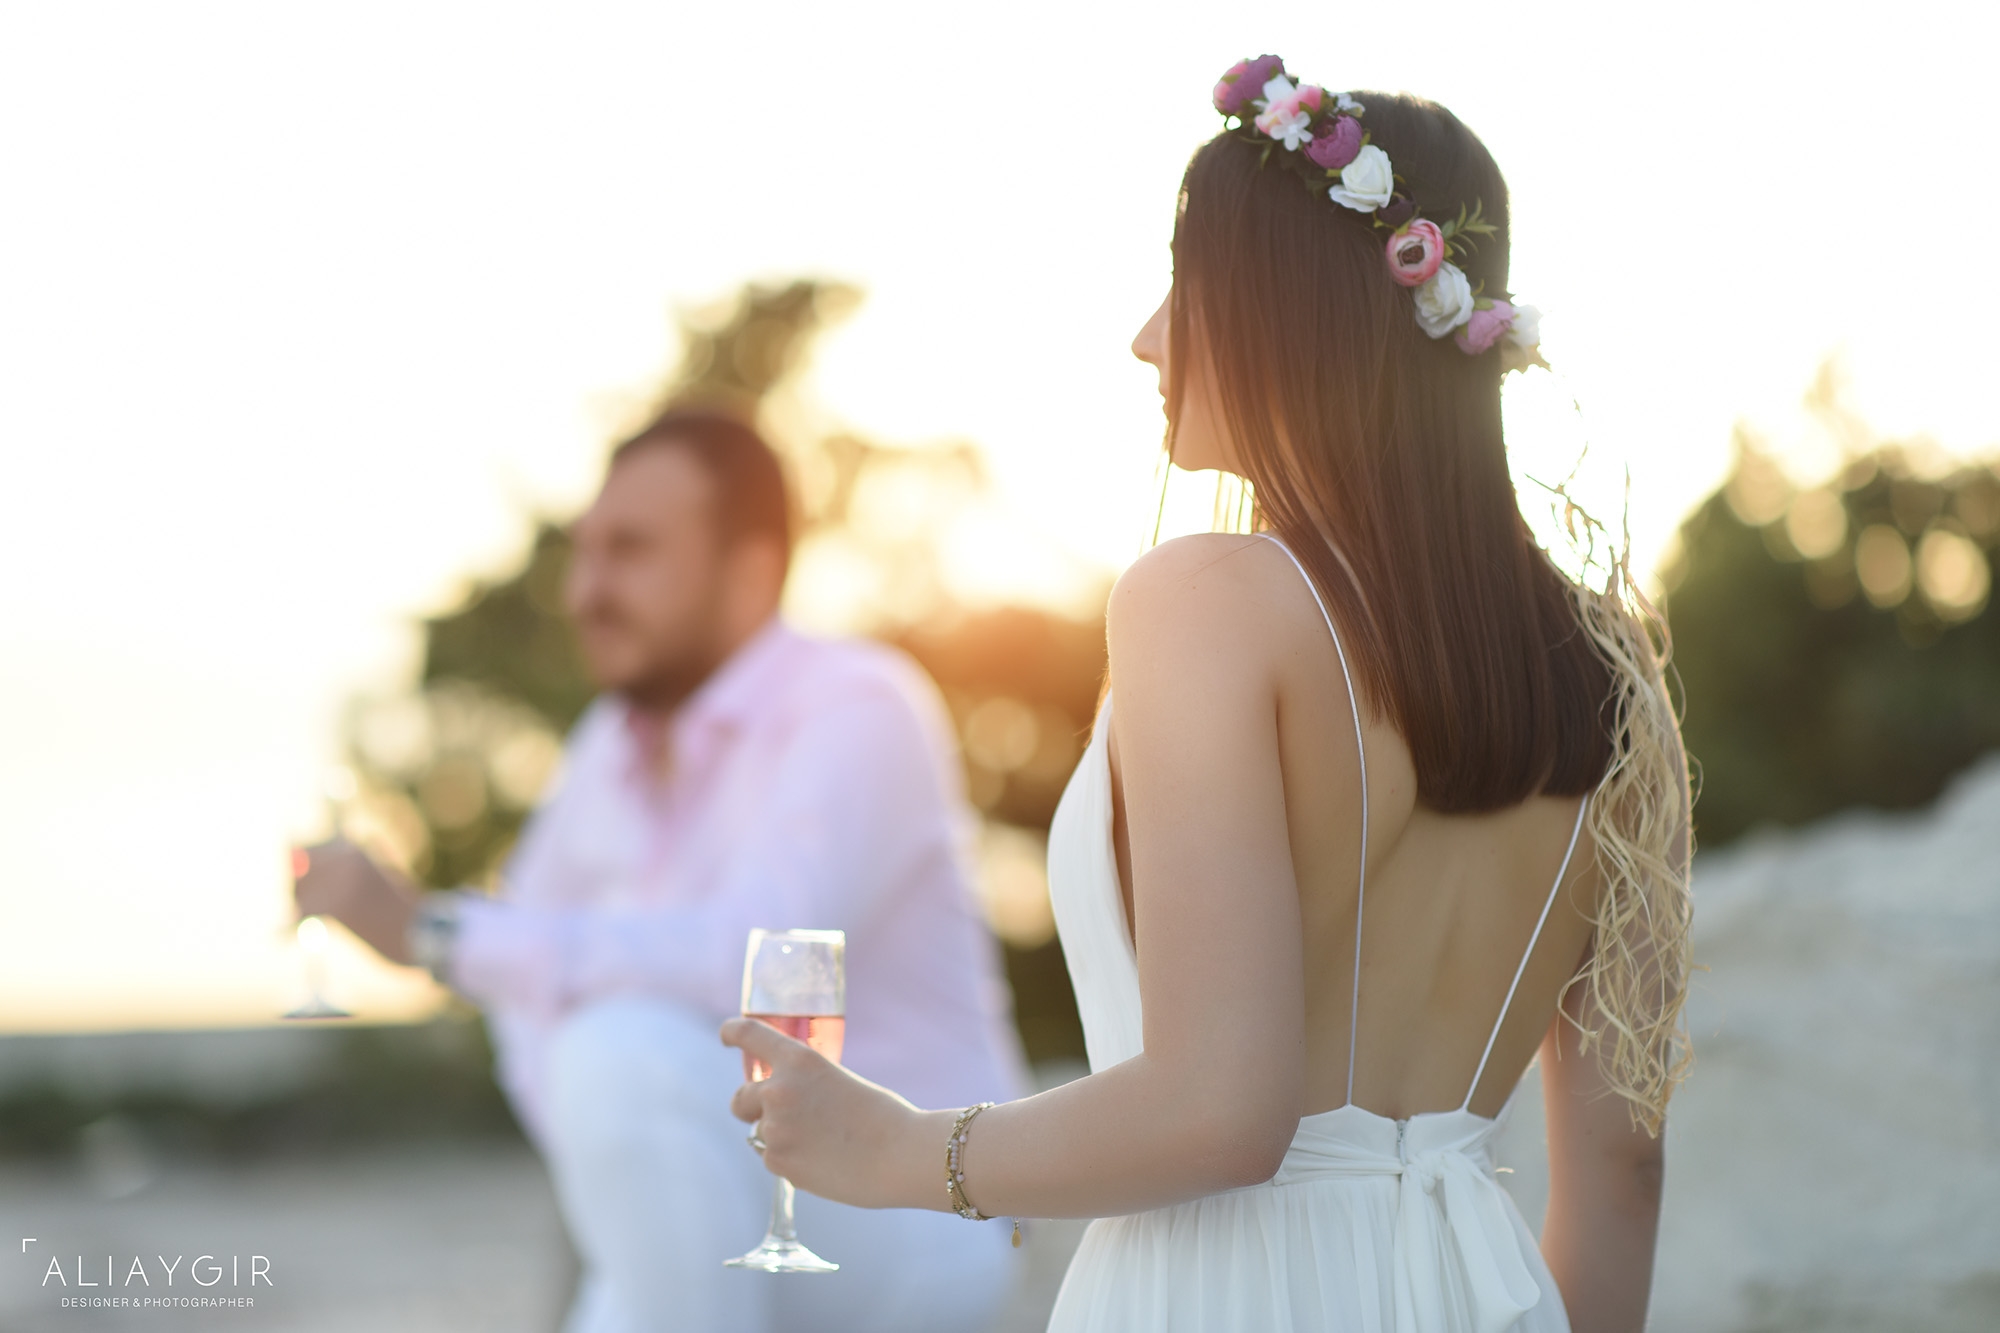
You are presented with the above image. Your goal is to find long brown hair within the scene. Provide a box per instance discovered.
[1171,92,1692,1130]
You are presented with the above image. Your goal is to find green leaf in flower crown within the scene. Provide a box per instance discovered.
[1449,199,1500,250]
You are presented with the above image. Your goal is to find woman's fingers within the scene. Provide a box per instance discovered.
[716,1018,930,1207]
[721,1018,806,1133]
[720,1015,808,1067]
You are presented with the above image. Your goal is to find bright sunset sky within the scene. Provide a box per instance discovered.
[3,1,1995,1029]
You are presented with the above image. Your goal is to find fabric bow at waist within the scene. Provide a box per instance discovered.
[1272,1121,1542,1333]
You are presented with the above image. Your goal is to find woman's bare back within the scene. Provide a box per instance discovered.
[1108,532,1604,1120]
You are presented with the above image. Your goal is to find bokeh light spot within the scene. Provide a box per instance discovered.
[1855,524,1913,608]
[1916,527,1990,621]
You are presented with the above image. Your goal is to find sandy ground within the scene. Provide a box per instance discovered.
[0,1144,1085,1333]
[0,1146,576,1333]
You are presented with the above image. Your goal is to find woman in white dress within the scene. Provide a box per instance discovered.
[724,57,1693,1332]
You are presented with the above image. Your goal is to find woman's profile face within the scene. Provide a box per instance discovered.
[1132,288,1240,475]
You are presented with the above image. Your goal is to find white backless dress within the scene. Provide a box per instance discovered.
[1042,535,1582,1333]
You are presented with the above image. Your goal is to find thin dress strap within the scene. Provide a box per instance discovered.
[1460,797,1590,1111]
[1256,534,1369,1106]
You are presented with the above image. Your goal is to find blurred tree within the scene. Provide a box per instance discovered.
[893,608,1108,830]
[1663,363,2000,847]
[343,279,1097,1063]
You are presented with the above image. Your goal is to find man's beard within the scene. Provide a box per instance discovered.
[613,635,731,715]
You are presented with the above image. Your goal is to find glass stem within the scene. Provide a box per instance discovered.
[767,1178,798,1243]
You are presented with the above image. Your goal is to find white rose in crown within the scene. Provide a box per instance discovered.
[1412,262,1475,338]
[1259,73,1297,105]
[1499,303,1549,373]
[1504,303,1539,349]
[1327,144,1395,212]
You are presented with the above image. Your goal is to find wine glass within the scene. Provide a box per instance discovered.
[724,928,846,1274]
[284,769,354,1020]
[283,851,352,1020]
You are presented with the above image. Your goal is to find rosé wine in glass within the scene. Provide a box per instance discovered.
[742,1014,845,1082]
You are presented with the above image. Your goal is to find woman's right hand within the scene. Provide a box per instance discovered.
[720,1016,955,1212]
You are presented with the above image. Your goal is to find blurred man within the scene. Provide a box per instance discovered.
[296,412,1026,1333]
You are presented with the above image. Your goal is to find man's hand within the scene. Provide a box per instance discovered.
[292,839,420,966]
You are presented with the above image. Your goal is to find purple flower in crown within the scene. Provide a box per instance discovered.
[1213,54,1286,115]
[1305,115,1363,170]
[1375,196,1418,229]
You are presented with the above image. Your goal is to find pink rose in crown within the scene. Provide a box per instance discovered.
[1454,300,1517,355]
[1305,115,1363,170]
[1384,220,1446,288]
[1213,55,1286,114]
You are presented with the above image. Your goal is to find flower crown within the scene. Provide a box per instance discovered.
[1212,56,1546,374]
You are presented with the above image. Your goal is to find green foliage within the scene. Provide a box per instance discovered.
[892,608,1107,832]
[1437,199,1497,259]
[1664,395,2000,846]
[894,609,1106,1063]
[423,524,593,730]
[662,278,860,416]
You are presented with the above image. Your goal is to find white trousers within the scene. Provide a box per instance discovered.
[543,997,1016,1333]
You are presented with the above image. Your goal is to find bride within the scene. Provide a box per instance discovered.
[723,57,1693,1332]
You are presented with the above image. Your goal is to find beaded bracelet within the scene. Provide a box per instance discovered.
[945,1103,1022,1247]
[945,1102,995,1220]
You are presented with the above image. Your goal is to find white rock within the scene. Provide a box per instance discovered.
[1494,753,2000,1329]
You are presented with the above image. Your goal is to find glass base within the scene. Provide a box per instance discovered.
[723,1236,839,1273]
[282,998,352,1020]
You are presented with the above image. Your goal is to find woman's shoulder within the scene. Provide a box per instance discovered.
[1107,533,1326,675]
[1111,533,1317,629]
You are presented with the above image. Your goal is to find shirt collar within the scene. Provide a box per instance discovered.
[616,616,799,787]
[675,615,798,733]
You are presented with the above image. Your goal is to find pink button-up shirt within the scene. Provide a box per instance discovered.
[451,619,1028,1147]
